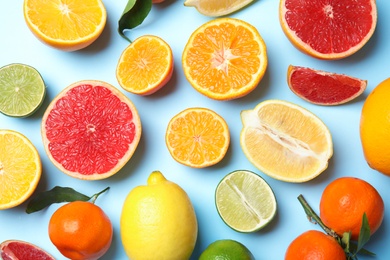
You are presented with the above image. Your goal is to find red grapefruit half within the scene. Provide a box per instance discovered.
[41,80,142,180]
[287,65,367,105]
[279,0,377,60]
[0,240,55,260]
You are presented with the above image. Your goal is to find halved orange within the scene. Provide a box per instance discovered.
[279,0,377,60]
[23,0,107,51]
[240,100,333,182]
[0,130,41,210]
[182,18,267,101]
[116,35,174,95]
[166,108,230,168]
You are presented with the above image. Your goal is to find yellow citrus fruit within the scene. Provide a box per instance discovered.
[120,171,198,260]
[240,100,333,182]
[165,107,230,168]
[116,35,174,95]
[184,0,255,17]
[182,18,267,101]
[23,0,107,51]
[0,129,41,210]
[199,239,255,260]
[360,77,390,176]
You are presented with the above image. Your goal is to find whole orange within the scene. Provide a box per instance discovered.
[48,201,113,260]
[319,177,384,240]
[285,230,345,260]
[360,77,390,175]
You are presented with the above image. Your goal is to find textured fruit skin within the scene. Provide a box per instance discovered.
[120,171,198,260]
[360,77,390,176]
[199,239,255,260]
[48,201,113,260]
[319,177,384,240]
[285,230,346,260]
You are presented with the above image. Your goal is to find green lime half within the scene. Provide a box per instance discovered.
[215,170,277,232]
[0,63,46,117]
[199,239,255,260]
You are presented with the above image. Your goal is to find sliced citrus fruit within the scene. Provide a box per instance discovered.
[279,0,377,59]
[23,0,107,51]
[182,18,267,101]
[215,170,277,232]
[0,240,55,260]
[165,107,230,168]
[0,63,46,117]
[287,65,367,105]
[0,129,41,210]
[240,100,333,182]
[184,0,255,17]
[41,80,142,180]
[116,35,174,95]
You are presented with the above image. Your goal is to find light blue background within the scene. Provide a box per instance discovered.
[1,1,390,259]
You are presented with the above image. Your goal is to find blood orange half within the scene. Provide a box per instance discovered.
[41,80,142,180]
[0,240,55,260]
[279,0,377,60]
[287,65,367,105]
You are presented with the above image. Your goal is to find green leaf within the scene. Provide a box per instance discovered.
[26,186,90,214]
[118,0,152,42]
[341,232,352,254]
[357,213,372,253]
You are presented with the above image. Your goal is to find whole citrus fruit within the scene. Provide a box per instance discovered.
[360,77,390,175]
[285,230,346,259]
[48,201,113,260]
[199,239,255,260]
[319,177,384,240]
[120,171,198,259]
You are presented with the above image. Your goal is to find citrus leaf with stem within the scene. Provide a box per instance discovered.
[26,186,109,214]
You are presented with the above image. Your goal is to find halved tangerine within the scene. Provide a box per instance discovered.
[41,80,142,180]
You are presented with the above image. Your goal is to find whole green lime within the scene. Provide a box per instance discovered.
[199,239,255,260]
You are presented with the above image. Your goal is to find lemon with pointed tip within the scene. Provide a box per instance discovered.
[120,171,198,259]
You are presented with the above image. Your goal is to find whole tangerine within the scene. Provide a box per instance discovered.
[319,177,384,240]
[48,201,113,260]
[285,230,346,260]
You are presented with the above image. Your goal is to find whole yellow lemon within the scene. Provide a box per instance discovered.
[360,77,390,176]
[120,171,198,259]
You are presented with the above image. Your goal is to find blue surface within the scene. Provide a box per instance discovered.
[1,1,390,259]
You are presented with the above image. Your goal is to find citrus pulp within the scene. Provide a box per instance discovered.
[184,0,255,17]
[215,170,277,232]
[41,80,142,180]
[120,171,198,260]
[0,63,45,117]
[199,239,255,260]
[0,240,55,260]
[240,100,333,182]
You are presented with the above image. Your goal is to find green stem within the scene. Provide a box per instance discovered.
[90,187,110,204]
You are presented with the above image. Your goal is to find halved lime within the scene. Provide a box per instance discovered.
[215,170,277,232]
[0,63,46,117]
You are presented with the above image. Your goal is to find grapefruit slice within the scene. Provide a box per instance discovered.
[0,240,55,260]
[287,65,367,105]
[41,80,142,180]
[279,0,377,60]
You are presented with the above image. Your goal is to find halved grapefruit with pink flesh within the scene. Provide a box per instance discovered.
[287,65,367,106]
[41,80,142,180]
[0,240,55,260]
[279,0,377,60]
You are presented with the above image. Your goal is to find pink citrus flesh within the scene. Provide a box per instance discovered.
[0,240,55,260]
[41,80,142,180]
[287,65,367,105]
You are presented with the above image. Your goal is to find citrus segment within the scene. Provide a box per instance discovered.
[184,0,255,17]
[215,170,277,232]
[360,78,390,176]
[0,240,55,260]
[23,0,107,51]
[41,80,141,180]
[182,18,267,100]
[240,100,333,182]
[165,107,230,168]
[287,65,367,105]
[279,0,377,59]
[116,35,173,95]
[200,239,255,260]
[0,63,46,117]
[0,129,41,210]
